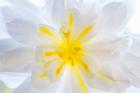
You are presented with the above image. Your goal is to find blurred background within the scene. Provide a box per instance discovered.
[128,0,140,35]
[124,0,140,92]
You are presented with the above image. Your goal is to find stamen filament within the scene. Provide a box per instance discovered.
[44,51,58,56]
[68,12,74,29]
[38,72,48,79]
[95,71,115,83]
[38,12,97,93]
[39,26,59,41]
[56,62,65,77]
[79,59,94,76]
[77,25,93,41]
[73,65,89,93]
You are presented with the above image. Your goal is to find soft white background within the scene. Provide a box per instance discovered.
[0,0,140,93]
[125,0,140,92]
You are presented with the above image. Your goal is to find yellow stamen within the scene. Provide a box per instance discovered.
[44,51,58,56]
[38,12,104,93]
[95,71,115,83]
[68,12,74,29]
[63,31,71,40]
[73,65,89,93]
[38,72,48,79]
[55,62,65,77]
[79,60,94,76]
[77,25,93,41]
[39,26,59,40]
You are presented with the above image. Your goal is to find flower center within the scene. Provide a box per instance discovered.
[38,12,93,93]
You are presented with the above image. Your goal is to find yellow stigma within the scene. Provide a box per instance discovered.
[38,12,114,93]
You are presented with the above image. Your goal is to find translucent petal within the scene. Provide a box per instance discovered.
[96,0,133,36]
[0,72,31,93]
[0,38,20,53]
[0,46,34,72]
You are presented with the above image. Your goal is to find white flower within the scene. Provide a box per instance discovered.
[0,0,140,93]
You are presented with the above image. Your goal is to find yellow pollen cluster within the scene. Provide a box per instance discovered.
[38,12,114,93]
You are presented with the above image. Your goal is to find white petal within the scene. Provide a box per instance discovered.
[64,0,100,42]
[89,82,129,93]
[6,19,42,47]
[0,10,8,37]
[127,33,140,56]
[44,0,67,27]
[31,65,90,93]
[83,35,132,89]
[1,0,45,23]
[0,38,20,53]
[85,32,140,89]
[0,81,11,93]
[0,46,34,72]
[119,33,140,87]
[0,0,49,47]
[12,73,31,93]
[0,72,31,93]
[97,0,133,35]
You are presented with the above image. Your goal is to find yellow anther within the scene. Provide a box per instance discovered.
[74,46,81,51]
[68,12,74,29]
[63,31,71,39]
[80,61,91,72]
[44,51,58,56]
[39,26,59,40]
[38,72,48,79]
[39,12,96,93]
[78,59,94,77]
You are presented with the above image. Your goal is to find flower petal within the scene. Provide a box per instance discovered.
[97,0,133,35]
[85,33,140,90]
[30,67,84,93]
[0,10,8,37]
[6,19,42,47]
[0,81,11,93]
[120,33,140,87]
[1,0,44,23]
[0,46,34,72]
[0,38,20,53]
[44,0,67,27]
[0,0,48,47]
[0,72,31,93]
[89,81,129,93]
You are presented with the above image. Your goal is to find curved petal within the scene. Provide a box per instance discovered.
[89,81,129,93]
[120,33,140,87]
[30,67,85,93]
[85,32,140,90]
[31,44,64,90]
[44,0,67,28]
[44,0,100,31]
[6,19,42,47]
[0,72,31,93]
[0,38,20,53]
[0,10,8,36]
[0,0,49,47]
[0,81,11,93]
[0,46,34,72]
[0,0,45,23]
[97,0,133,36]
[83,34,131,90]
[69,1,100,42]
